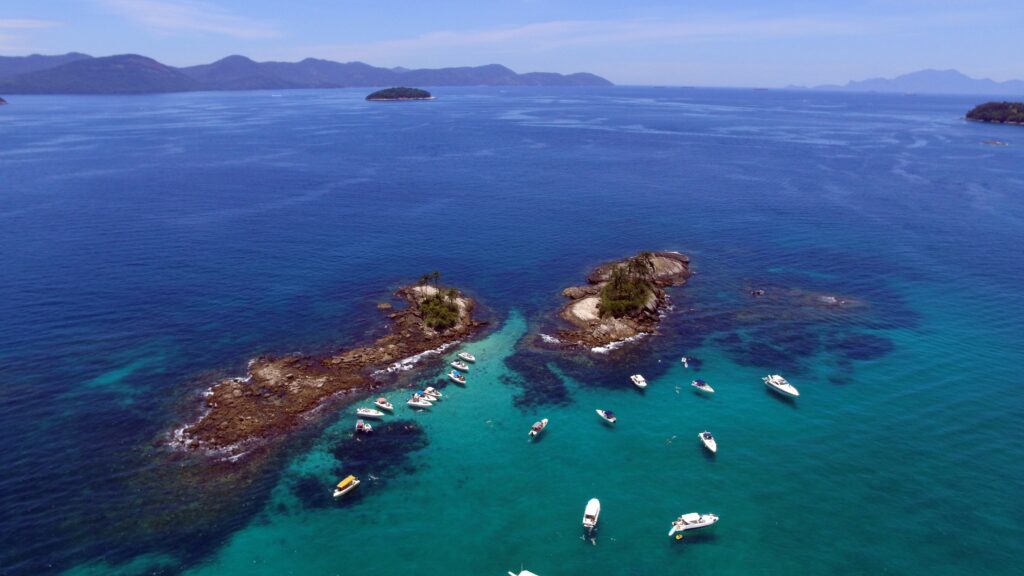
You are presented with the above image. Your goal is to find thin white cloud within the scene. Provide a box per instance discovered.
[100,0,280,39]
[0,19,62,29]
[299,11,1000,65]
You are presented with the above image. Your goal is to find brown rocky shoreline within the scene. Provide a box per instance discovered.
[175,284,482,455]
[556,251,691,349]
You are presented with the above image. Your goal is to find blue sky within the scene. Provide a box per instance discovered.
[1,0,1021,86]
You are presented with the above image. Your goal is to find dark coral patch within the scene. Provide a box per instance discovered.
[830,333,895,361]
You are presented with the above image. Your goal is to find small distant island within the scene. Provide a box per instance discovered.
[966,102,1024,125]
[554,251,691,350]
[366,87,434,101]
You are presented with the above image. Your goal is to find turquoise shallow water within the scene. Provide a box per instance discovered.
[1,87,1022,575]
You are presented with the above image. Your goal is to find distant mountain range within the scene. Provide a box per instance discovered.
[0,53,612,95]
[794,69,1024,96]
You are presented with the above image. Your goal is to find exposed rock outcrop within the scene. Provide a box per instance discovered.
[557,251,691,349]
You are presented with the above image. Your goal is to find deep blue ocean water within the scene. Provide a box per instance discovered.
[1,87,1022,575]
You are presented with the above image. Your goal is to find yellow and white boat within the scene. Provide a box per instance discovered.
[332,475,361,498]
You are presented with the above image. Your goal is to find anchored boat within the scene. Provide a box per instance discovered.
[448,370,467,385]
[374,397,394,412]
[668,512,719,538]
[529,418,549,437]
[354,419,373,434]
[424,386,443,399]
[698,431,717,453]
[407,394,433,408]
[691,379,715,394]
[458,352,477,363]
[332,475,360,498]
[630,374,648,389]
[451,360,470,371]
[356,407,386,419]
[763,374,800,397]
[596,409,617,424]
[582,498,601,533]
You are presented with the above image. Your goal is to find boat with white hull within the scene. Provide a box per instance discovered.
[374,397,394,412]
[596,409,617,424]
[448,370,467,385]
[630,374,647,389]
[332,475,360,498]
[763,374,800,397]
[582,498,601,533]
[529,418,548,438]
[668,512,719,538]
[691,379,714,394]
[458,352,477,363]
[356,407,386,419]
[407,395,433,408]
[451,360,470,371]
[698,431,717,453]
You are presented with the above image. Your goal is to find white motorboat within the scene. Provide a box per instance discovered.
[424,386,443,399]
[763,374,800,397]
[698,431,717,453]
[681,357,689,368]
[451,360,470,371]
[691,379,715,394]
[630,374,647,389]
[582,498,601,532]
[374,397,394,412]
[448,370,467,385]
[354,419,373,434]
[407,395,433,408]
[356,407,386,419]
[668,512,719,538]
[332,475,360,498]
[529,418,549,437]
[596,409,617,424]
[508,571,540,576]
[458,352,477,363]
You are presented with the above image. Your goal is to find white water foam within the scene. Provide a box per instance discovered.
[591,332,648,354]
[539,333,561,345]
[372,341,460,376]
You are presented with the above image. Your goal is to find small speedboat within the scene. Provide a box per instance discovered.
[354,419,373,434]
[698,431,717,453]
[332,475,360,498]
[668,512,719,538]
[763,374,800,397]
[448,370,467,385]
[424,386,443,399]
[458,352,477,363]
[596,409,617,424]
[407,395,433,408]
[630,374,648,389]
[691,379,715,394]
[374,397,394,412]
[582,498,601,533]
[681,357,689,368]
[356,407,386,419]
[529,418,549,437]
[451,360,470,372]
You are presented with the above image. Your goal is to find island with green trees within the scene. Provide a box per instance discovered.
[365,87,434,101]
[175,273,480,455]
[554,251,692,350]
[966,102,1024,125]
